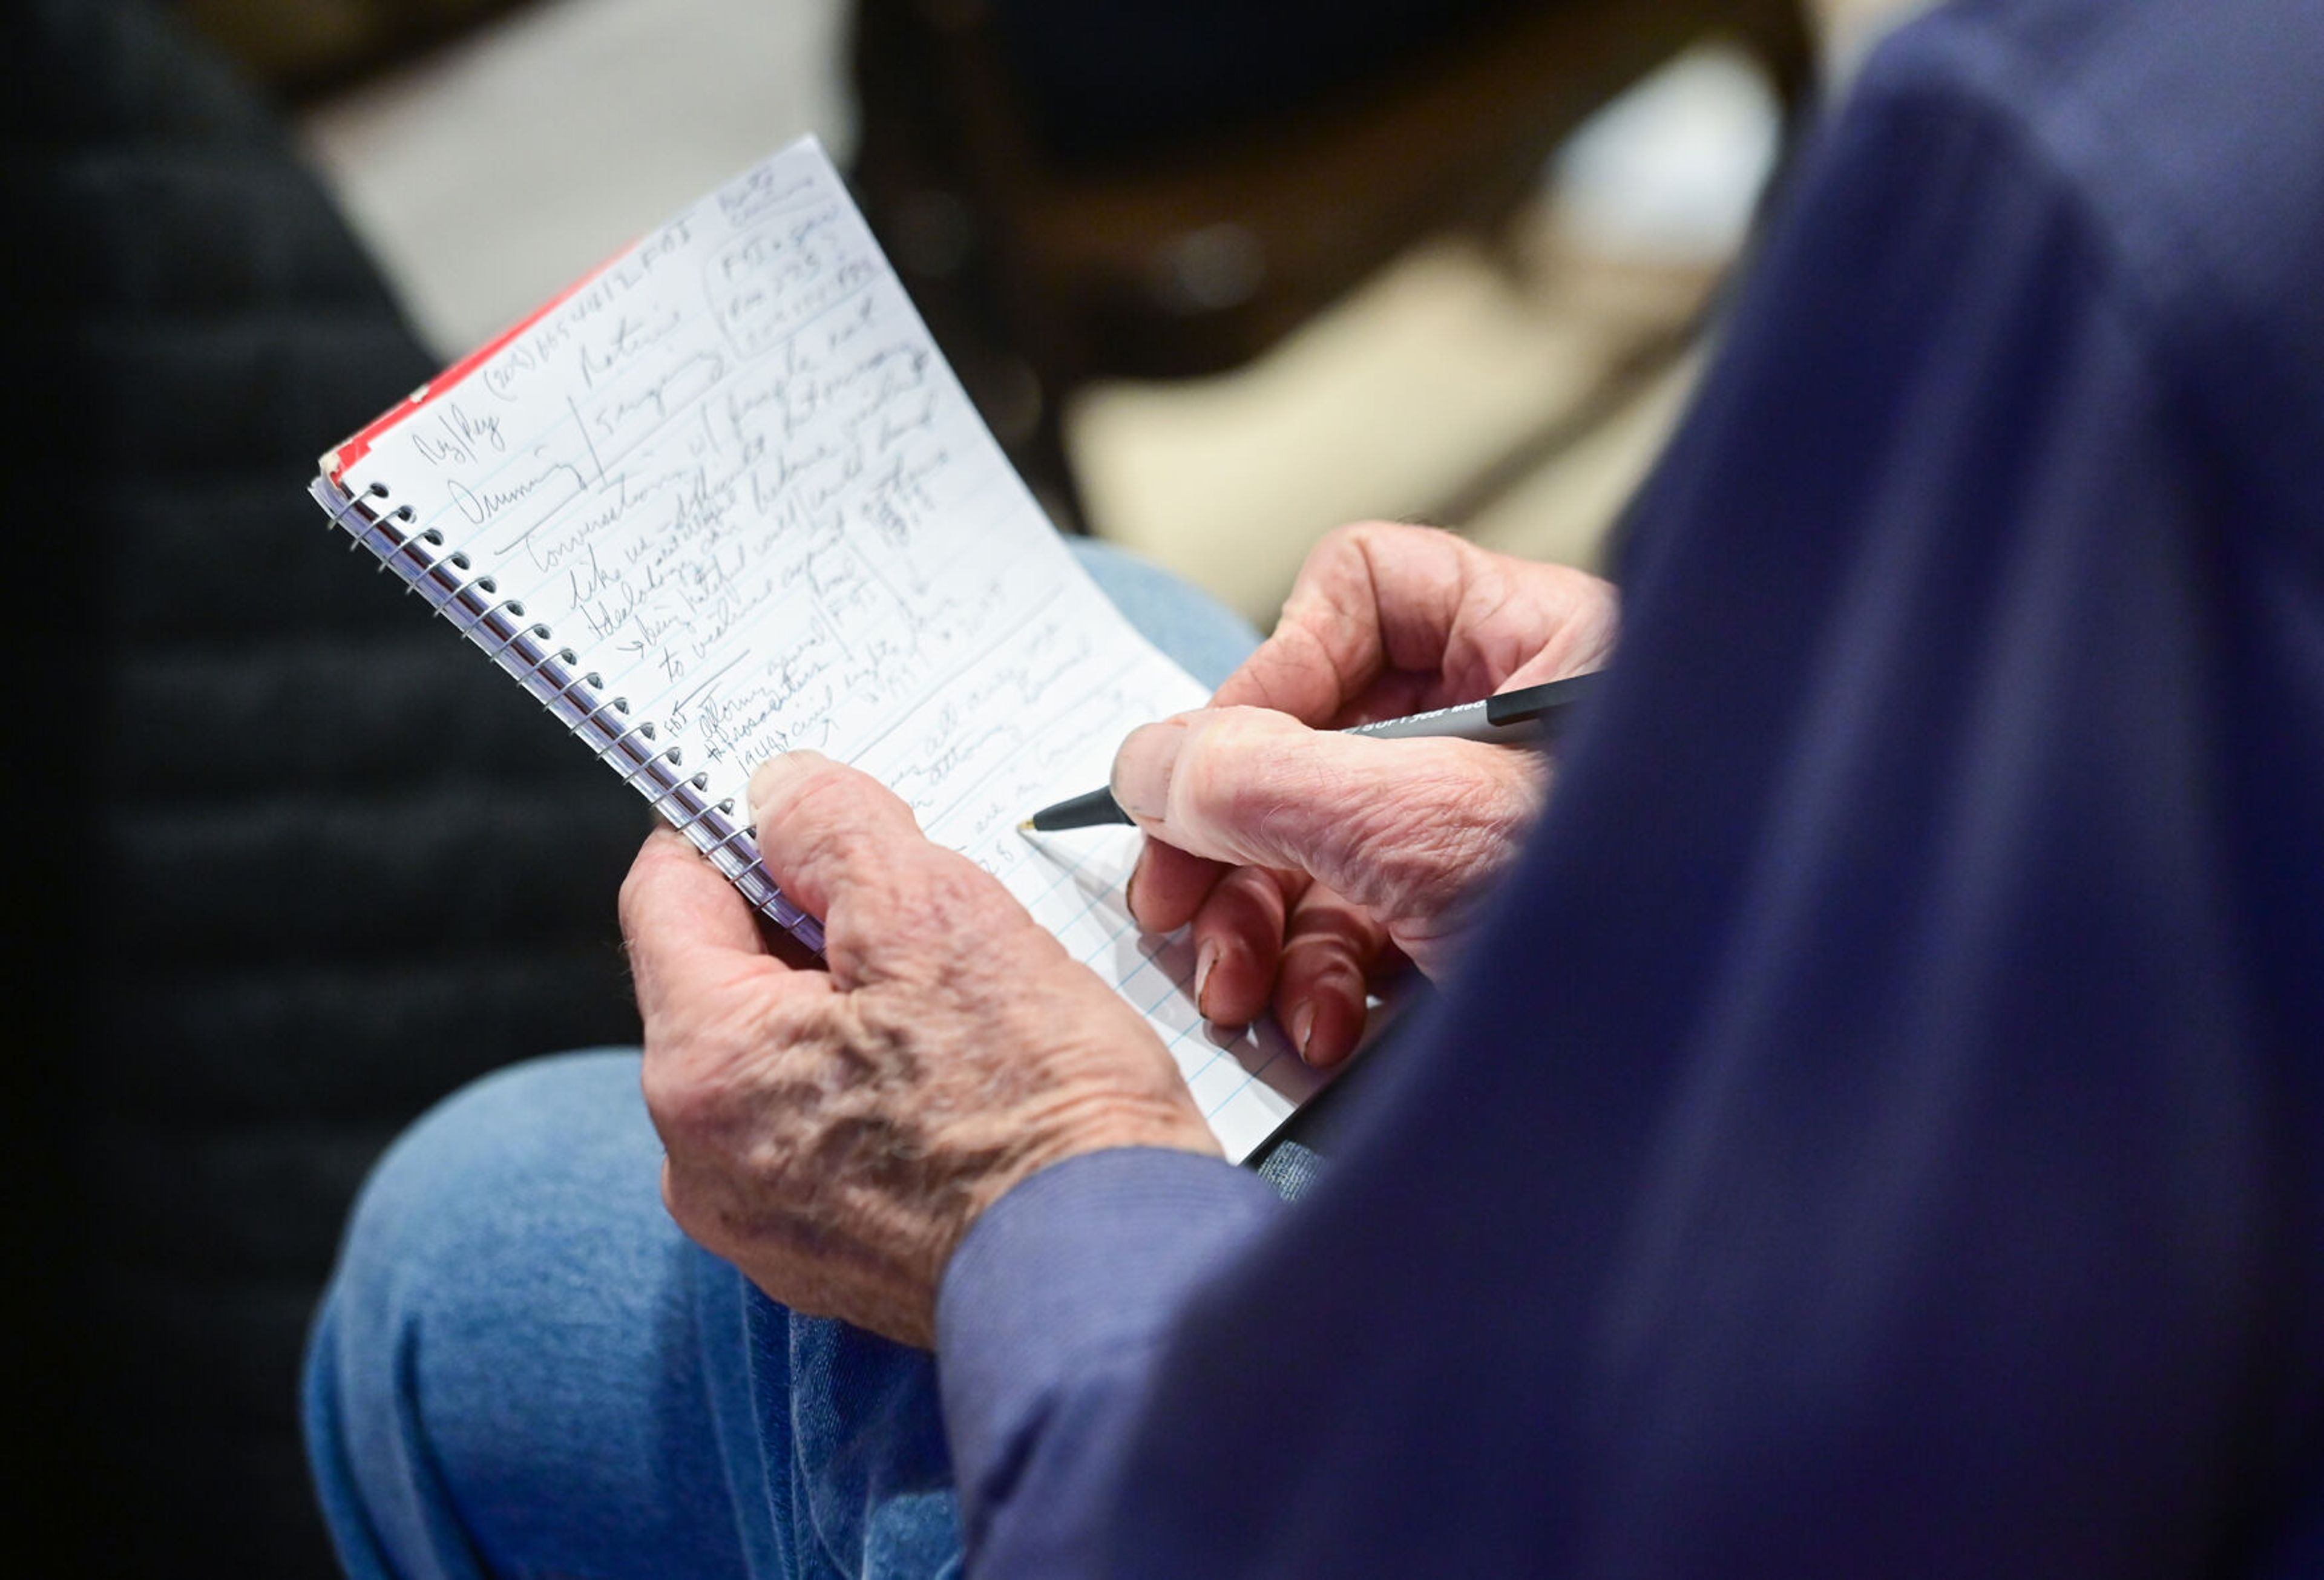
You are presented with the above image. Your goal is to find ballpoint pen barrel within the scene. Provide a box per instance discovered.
[1022,783,1135,833]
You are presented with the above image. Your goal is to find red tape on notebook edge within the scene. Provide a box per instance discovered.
[320,240,635,484]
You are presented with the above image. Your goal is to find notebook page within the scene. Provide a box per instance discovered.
[329,137,1321,1161]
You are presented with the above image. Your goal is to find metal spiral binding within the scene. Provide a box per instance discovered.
[310,473,827,955]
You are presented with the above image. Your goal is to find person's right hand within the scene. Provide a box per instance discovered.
[1114,523,1618,1067]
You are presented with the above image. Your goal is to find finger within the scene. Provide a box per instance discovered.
[1495,645,1611,696]
[1212,522,1617,725]
[620,827,790,1023]
[747,749,928,921]
[1209,522,1447,720]
[750,752,1038,986]
[1365,937,1417,991]
[1127,838,1229,933]
[1186,864,1299,1028]
[1112,706,1544,928]
[1273,883,1386,1069]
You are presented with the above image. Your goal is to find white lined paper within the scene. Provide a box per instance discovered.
[331,138,1320,1160]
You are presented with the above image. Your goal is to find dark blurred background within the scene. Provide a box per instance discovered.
[0,0,1910,1572]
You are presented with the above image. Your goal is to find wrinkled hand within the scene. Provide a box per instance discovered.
[620,752,1217,1348]
[1117,523,1618,1066]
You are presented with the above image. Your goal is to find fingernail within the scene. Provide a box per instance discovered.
[1194,940,1221,1014]
[1290,1002,1316,1063]
[1127,845,1154,920]
[1112,720,1186,822]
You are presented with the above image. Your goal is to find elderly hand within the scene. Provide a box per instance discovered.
[1117,523,1618,1066]
[620,752,1217,1348]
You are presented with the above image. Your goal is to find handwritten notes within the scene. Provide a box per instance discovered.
[333,139,1319,1160]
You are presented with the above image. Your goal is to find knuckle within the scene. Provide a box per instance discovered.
[1177,713,1354,874]
[1168,724,1239,836]
[1245,738,1330,825]
[769,763,864,842]
[1341,518,1445,563]
[638,1005,759,1143]
[658,1162,721,1250]
[1177,711,1287,816]
[1296,525,1384,606]
[887,848,1022,952]
[1328,752,1537,914]
[638,1041,715,1142]
[1328,518,1417,555]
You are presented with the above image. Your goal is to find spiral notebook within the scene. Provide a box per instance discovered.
[309,137,1322,1160]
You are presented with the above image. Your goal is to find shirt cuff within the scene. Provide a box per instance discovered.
[936,1146,1284,1541]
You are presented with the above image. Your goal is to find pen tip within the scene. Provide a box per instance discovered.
[1016,819,1036,834]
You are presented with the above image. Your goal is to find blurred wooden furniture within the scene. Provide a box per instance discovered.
[176,0,534,103]
[851,0,1814,528]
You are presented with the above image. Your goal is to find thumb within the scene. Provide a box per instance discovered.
[746,751,940,973]
[1111,707,1544,946]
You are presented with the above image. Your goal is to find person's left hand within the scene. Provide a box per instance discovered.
[620,752,1219,1348]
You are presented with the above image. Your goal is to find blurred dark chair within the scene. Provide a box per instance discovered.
[851,0,1815,528]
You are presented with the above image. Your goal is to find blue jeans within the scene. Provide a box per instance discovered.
[304,541,1262,1580]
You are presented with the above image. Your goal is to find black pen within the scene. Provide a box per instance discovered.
[1020,670,1605,833]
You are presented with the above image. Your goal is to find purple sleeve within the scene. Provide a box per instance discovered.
[935,1147,1284,1565]
[936,4,2324,1575]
